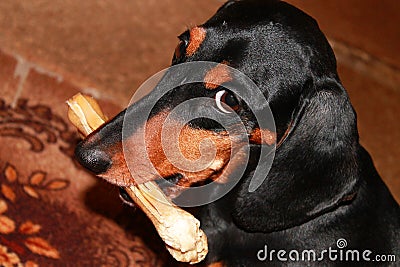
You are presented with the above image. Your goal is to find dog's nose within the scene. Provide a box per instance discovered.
[75,142,112,174]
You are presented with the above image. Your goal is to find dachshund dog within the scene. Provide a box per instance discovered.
[75,0,399,266]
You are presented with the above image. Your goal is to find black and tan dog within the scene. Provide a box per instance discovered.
[75,0,399,266]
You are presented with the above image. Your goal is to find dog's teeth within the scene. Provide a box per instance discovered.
[209,159,224,171]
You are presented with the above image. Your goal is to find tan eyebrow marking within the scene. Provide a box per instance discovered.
[204,61,232,90]
[186,27,207,56]
[249,128,277,146]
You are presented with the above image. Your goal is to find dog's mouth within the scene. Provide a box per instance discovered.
[117,149,240,205]
[155,159,232,199]
[101,139,234,199]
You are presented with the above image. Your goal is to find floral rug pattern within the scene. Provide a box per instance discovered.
[0,98,161,266]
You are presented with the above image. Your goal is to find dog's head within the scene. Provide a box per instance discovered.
[76,0,359,231]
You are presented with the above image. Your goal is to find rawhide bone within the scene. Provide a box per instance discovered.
[67,93,208,264]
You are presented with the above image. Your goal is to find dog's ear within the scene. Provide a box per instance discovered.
[233,78,360,232]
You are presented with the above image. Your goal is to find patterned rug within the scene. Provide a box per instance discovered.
[0,50,183,267]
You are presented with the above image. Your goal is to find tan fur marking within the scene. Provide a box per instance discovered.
[207,262,226,267]
[249,128,277,146]
[204,61,232,90]
[186,27,207,56]
[277,121,293,148]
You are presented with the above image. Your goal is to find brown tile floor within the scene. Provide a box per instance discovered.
[339,64,400,202]
[286,0,400,69]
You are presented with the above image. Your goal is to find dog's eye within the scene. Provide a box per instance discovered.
[215,90,240,113]
[174,39,188,60]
